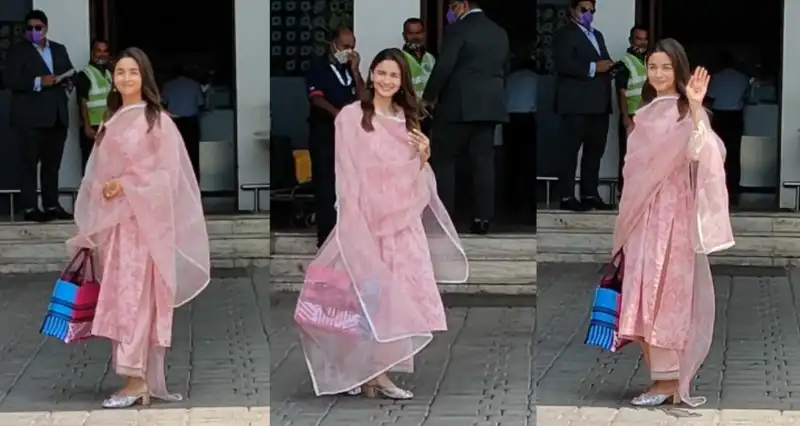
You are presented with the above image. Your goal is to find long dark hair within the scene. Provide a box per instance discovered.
[360,48,420,132]
[96,47,162,145]
[640,38,691,120]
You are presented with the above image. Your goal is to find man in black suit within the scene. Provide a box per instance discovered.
[553,0,614,211]
[3,10,75,222]
[423,0,509,235]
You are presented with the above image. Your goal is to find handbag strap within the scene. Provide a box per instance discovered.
[61,248,98,283]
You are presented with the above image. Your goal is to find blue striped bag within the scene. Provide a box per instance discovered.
[40,248,100,343]
[584,252,629,352]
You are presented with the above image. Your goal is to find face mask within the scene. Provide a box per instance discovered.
[578,11,593,28]
[26,29,44,44]
[405,42,422,51]
[446,10,458,24]
[333,48,351,64]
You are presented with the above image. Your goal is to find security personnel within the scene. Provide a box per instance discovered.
[74,39,111,173]
[305,26,364,247]
[401,18,435,99]
[615,25,647,191]
[401,18,435,134]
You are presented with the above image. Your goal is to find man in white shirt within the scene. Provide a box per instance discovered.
[502,53,537,215]
[707,51,751,206]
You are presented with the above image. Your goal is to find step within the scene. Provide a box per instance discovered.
[0,256,273,275]
[0,216,272,274]
[0,214,271,241]
[270,254,537,295]
[538,216,800,266]
[272,232,537,259]
[538,210,800,235]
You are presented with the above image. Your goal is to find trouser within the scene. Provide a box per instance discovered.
[502,112,537,211]
[431,120,496,220]
[17,124,68,210]
[617,113,635,191]
[557,113,610,199]
[309,119,336,247]
[710,109,743,200]
[173,116,201,182]
[80,125,100,174]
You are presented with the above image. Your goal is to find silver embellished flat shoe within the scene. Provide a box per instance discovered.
[344,386,362,396]
[102,392,150,409]
[631,391,679,407]
[363,383,413,400]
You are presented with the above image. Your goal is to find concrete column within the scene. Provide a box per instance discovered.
[589,0,636,181]
[780,1,799,208]
[235,0,271,211]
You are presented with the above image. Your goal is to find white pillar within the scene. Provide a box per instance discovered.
[780,1,800,209]
[33,0,89,209]
[235,0,271,211]
[591,0,635,181]
[354,0,420,76]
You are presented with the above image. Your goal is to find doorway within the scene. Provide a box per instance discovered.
[641,0,783,210]
[89,0,239,212]
[420,0,537,231]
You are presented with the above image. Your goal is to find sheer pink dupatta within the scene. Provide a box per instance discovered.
[68,103,211,308]
[295,104,468,395]
[613,96,734,407]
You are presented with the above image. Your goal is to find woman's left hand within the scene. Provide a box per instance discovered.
[103,178,123,200]
[686,67,710,105]
[409,128,430,155]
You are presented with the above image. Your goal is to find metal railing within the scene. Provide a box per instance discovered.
[783,181,800,212]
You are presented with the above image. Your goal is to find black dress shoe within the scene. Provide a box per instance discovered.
[44,206,74,221]
[23,209,50,223]
[582,196,614,211]
[559,197,588,211]
[470,219,490,235]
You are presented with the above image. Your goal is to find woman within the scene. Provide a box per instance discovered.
[68,47,210,408]
[613,39,734,407]
[294,48,468,399]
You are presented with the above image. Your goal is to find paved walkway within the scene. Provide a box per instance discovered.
[0,269,270,426]
[270,294,535,426]
[537,263,800,425]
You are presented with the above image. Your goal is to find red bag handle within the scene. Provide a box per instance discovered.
[61,248,97,283]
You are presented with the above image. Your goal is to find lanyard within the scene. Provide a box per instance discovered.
[329,64,353,87]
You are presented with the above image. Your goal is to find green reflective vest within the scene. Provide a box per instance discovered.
[620,52,646,114]
[84,65,112,126]
[402,50,435,99]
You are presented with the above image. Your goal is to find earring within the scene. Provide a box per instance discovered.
[112,86,117,92]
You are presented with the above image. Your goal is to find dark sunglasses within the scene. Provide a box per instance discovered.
[26,25,44,31]
[579,7,596,14]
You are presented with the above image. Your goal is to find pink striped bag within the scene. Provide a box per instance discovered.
[294,266,364,335]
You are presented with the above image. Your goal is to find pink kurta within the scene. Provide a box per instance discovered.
[294,103,469,395]
[68,103,210,400]
[613,96,734,407]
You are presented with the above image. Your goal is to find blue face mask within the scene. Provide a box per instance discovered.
[446,10,457,24]
[578,11,594,28]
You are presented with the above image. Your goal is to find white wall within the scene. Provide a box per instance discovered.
[781,1,800,209]
[33,0,89,210]
[235,0,271,211]
[354,0,420,76]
